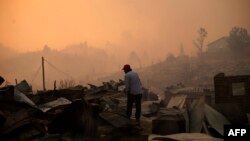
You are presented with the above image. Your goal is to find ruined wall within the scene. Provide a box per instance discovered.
[214,73,250,113]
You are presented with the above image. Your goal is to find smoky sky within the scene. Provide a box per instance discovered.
[1,0,250,57]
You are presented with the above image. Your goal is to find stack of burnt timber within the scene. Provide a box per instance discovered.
[0,77,156,141]
[1,74,233,141]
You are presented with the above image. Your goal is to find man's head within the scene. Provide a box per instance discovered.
[122,64,132,73]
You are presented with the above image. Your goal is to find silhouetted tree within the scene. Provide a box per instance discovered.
[128,51,141,68]
[179,43,185,57]
[193,28,208,56]
[142,51,150,66]
[59,79,75,89]
[43,44,51,53]
[166,53,175,63]
[228,27,250,50]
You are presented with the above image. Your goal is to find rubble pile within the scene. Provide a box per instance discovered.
[0,78,157,141]
[1,73,248,141]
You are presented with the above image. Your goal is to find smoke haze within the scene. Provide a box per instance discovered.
[1,0,250,54]
[1,0,250,90]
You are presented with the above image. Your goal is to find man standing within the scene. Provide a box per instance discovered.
[122,64,143,125]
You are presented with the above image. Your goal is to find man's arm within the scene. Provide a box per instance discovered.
[124,74,130,94]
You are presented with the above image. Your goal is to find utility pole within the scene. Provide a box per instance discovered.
[42,56,46,91]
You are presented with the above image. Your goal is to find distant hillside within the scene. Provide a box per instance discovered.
[100,53,250,96]
[0,44,19,81]
[0,44,123,90]
[0,44,18,60]
[2,42,250,92]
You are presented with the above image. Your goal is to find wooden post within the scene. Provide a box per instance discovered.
[42,56,46,91]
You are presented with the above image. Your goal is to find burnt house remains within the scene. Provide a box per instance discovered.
[214,73,250,113]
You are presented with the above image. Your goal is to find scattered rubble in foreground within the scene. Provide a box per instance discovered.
[1,73,249,141]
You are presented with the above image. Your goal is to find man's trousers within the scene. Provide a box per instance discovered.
[126,93,142,120]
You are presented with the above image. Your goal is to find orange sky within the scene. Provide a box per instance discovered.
[1,0,250,56]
